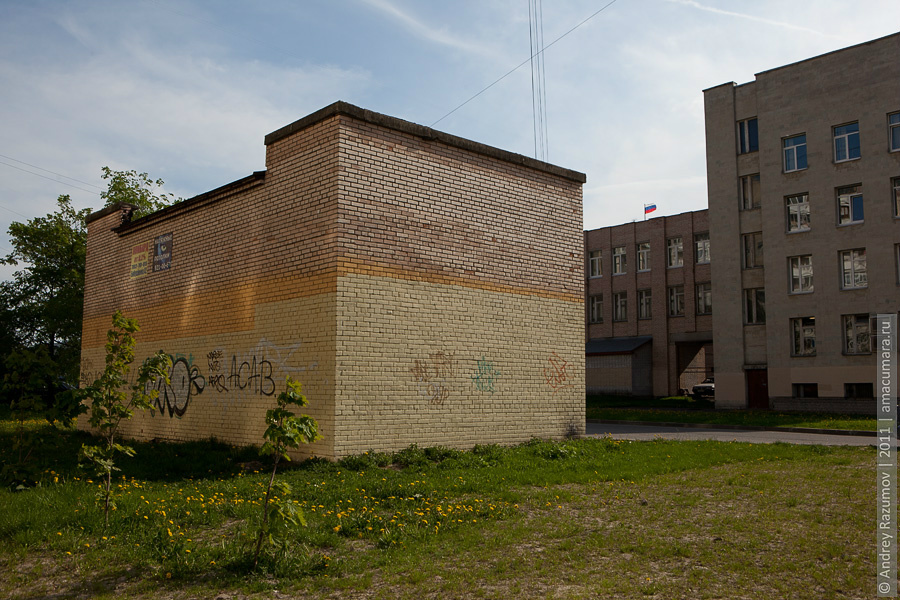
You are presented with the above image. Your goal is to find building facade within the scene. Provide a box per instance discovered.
[704,33,900,412]
[80,102,586,459]
[584,210,713,397]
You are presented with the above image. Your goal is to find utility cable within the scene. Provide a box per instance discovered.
[0,160,100,196]
[431,0,620,127]
[0,154,103,190]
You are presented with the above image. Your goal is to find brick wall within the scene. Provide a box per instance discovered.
[584,210,712,397]
[80,102,586,459]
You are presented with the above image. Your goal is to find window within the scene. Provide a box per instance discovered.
[738,118,759,154]
[792,383,818,398]
[783,134,807,172]
[613,246,626,275]
[785,193,810,232]
[613,292,627,322]
[696,283,712,315]
[791,316,816,356]
[890,112,900,152]
[740,174,761,210]
[896,244,900,284]
[837,185,864,225]
[666,237,683,268]
[833,122,860,162]
[742,232,763,269]
[788,255,814,294]
[637,242,650,272]
[667,285,684,317]
[694,233,710,264]
[840,248,867,289]
[845,383,874,399]
[893,177,900,217]
[589,250,601,278]
[589,294,603,324]
[638,289,652,320]
[843,314,872,354]
[744,288,765,324]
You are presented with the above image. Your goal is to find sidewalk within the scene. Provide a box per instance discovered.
[585,420,881,446]
[588,418,875,437]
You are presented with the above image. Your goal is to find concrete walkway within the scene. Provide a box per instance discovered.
[585,421,881,446]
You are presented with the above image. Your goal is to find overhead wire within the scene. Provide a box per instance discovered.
[0,154,103,190]
[0,159,100,196]
[431,0,620,128]
[529,0,549,161]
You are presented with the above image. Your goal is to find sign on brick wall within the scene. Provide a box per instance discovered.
[130,233,173,278]
[153,233,173,272]
[130,241,150,278]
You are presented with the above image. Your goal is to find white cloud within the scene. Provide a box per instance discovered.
[358,0,505,59]
[664,0,836,38]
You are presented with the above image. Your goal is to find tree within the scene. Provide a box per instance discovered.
[100,167,180,219]
[253,377,321,569]
[1,195,90,412]
[1,168,178,412]
[79,311,170,525]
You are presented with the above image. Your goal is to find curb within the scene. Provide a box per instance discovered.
[586,419,876,437]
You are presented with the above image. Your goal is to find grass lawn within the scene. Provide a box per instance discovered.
[0,412,878,599]
[587,395,877,431]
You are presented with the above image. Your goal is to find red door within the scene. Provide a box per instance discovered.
[747,369,769,410]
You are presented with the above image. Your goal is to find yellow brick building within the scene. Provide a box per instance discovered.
[80,102,586,459]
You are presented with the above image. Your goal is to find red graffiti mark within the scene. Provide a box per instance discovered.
[543,352,570,390]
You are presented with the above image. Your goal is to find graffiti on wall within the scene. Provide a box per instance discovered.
[134,339,309,418]
[471,356,501,394]
[79,357,98,387]
[411,352,455,405]
[543,352,574,393]
[147,356,206,417]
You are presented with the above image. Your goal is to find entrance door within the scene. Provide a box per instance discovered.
[747,369,769,410]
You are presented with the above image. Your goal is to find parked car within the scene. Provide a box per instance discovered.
[692,377,715,398]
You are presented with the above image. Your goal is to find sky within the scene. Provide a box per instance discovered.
[1,0,898,281]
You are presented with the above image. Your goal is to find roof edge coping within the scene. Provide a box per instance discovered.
[264,101,587,184]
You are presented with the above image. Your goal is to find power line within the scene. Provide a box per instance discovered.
[431,0,620,128]
[0,202,31,220]
[0,160,100,196]
[0,154,103,190]
[529,0,549,161]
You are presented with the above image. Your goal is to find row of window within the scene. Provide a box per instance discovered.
[741,176,900,230]
[792,382,873,400]
[588,283,712,323]
[790,313,875,357]
[736,112,900,169]
[741,235,868,293]
[588,234,710,277]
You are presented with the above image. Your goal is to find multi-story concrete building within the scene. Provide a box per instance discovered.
[704,32,900,413]
[584,210,713,397]
[80,101,587,459]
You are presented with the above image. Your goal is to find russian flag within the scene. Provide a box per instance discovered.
[644,203,657,214]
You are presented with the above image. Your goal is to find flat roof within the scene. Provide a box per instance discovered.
[265,101,587,184]
[703,31,900,92]
[586,336,652,355]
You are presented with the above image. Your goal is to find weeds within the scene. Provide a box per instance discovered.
[0,417,877,599]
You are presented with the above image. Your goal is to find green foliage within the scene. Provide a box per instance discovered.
[253,377,320,569]
[1,195,89,408]
[78,311,171,525]
[1,168,177,414]
[100,167,180,219]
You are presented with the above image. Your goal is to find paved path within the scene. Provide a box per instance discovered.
[585,421,880,446]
